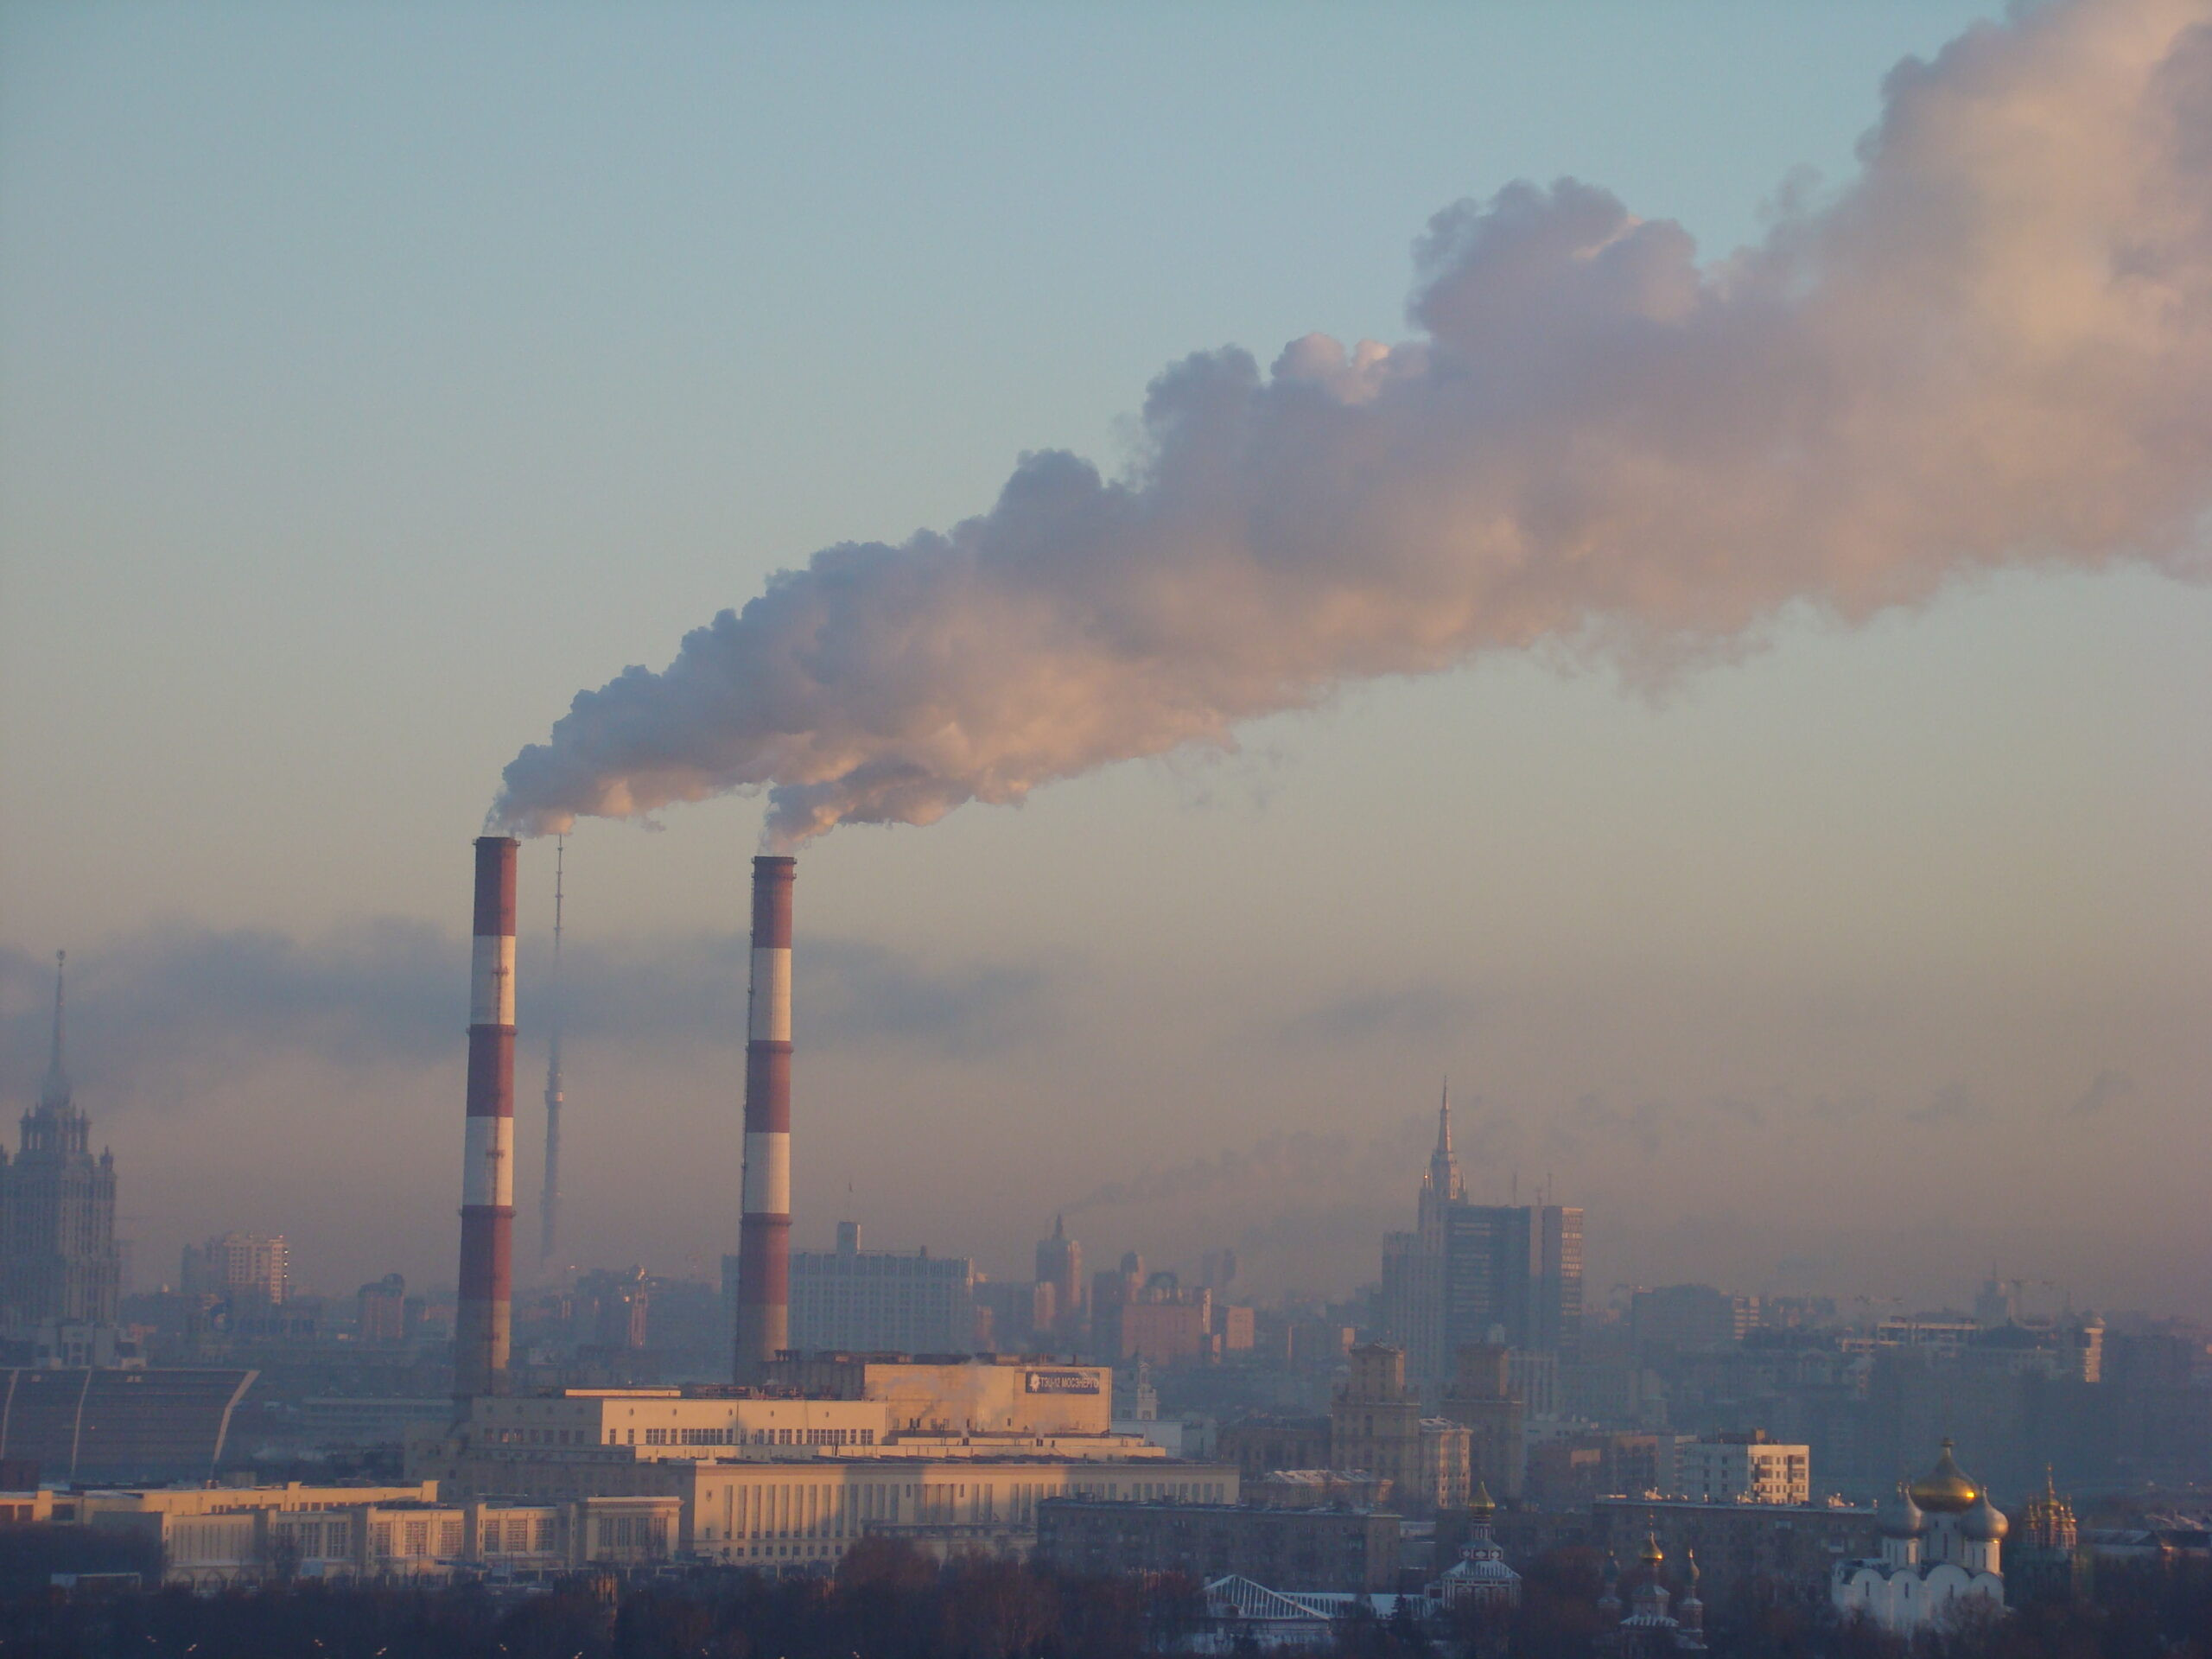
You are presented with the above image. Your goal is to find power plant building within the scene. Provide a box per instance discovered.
[789,1223,979,1355]
[410,1355,1239,1565]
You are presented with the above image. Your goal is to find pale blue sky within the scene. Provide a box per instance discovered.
[3,3,2208,1311]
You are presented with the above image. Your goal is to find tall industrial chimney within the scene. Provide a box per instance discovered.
[454,835,518,1406]
[733,855,795,1381]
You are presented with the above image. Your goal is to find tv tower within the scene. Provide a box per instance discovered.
[538,835,566,1269]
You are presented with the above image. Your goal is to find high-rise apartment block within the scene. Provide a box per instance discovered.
[356,1274,410,1343]
[183,1233,290,1306]
[1033,1215,1084,1344]
[0,955,121,1336]
[1380,1090,1583,1390]
[1328,1343,1471,1513]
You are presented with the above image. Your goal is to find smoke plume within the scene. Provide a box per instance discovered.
[498,0,2212,846]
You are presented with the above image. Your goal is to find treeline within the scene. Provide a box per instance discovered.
[1,1535,2208,1658]
[0,1538,1201,1659]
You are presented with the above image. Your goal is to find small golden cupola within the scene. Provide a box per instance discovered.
[1908,1439,1980,1514]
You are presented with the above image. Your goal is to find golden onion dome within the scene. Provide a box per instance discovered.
[1909,1439,1980,1514]
[1469,1481,1497,1519]
[1639,1532,1666,1567]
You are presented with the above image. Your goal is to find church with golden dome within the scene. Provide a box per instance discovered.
[1831,1439,2007,1636]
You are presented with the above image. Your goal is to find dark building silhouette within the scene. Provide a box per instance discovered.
[0,955,121,1336]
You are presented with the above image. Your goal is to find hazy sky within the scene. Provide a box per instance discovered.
[4,2,2208,1319]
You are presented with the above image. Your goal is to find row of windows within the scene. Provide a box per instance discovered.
[480,1517,558,1554]
[633,1425,876,1448]
[372,1518,465,1560]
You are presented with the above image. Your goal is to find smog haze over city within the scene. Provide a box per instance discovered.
[4,0,2210,1332]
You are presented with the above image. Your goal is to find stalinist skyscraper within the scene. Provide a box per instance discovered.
[1380,1084,1582,1394]
[0,953,122,1334]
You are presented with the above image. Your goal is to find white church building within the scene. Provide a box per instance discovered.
[1832,1439,2006,1637]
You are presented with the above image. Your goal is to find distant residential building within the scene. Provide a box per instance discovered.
[1564,1359,1669,1428]
[1039,1498,1401,1593]
[1438,1344,1527,1499]
[1527,1433,1677,1506]
[1088,1263,1221,1364]
[1488,1495,1878,1609]
[1247,1469,1391,1510]
[1630,1286,1756,1353]
[1199,1249,1239,1293]
[1509,1348,1562,1415]
[355,1274,409,1343]
[184,1233,289,1306]
[1218,1415,1332,1481]
[1034,1216,1084,1343]
[0,956,122,1336]
[1109,1298,1211,1364]
[1676,1432,1808,1504]
[788,1223,979,1356]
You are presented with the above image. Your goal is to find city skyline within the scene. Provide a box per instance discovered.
[4,0,2209,1317]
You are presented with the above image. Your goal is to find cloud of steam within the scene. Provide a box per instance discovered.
[497,0,2212,846]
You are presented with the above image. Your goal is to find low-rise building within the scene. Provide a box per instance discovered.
[1490,1495,1878,1606]
[1039,1498,1401,1593]
[1218,1416,1332,1481]
[73,1482,682,1586]
[1526,1433,1677,1506]
[1676,1432,1809,1505]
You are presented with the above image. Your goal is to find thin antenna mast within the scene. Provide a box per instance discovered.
[538,836,566,1270]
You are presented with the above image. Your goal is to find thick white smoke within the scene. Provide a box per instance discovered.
[498,0,2212,846]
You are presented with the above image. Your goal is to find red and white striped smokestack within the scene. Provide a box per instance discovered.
[454,835,518,1405]
[734,855,795,1380]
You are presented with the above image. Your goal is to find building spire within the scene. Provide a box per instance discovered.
[1425,1077,1464,1204]
[39,950,73,1114]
